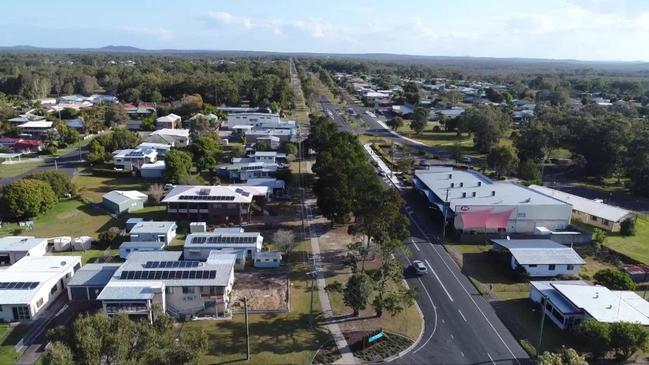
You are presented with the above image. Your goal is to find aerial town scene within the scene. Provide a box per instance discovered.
[0,1,649,364]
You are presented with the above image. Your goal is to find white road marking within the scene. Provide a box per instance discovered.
[450,334,454,340]
[425,259,454,302]
[487,352,496,365]
[406,210,522,365]
[458,309,467,322]
[402,255,439,355]
[460,352,465,357]
[413,242,420,251]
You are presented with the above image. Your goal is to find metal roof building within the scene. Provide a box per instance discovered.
[492,239,584,277]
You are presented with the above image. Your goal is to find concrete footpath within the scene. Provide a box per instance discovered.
[304,201,358,365]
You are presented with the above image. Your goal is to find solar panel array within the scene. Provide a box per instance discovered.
[191,235,257,244]
[119,270,217,280]
[144,261,200,269]
[0,282,39,290]
[177,195,235,201]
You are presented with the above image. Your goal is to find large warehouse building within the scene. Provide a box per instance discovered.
[413,167,572,234]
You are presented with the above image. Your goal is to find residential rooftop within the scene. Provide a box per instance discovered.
[493,239,585,265]
[0,236,47,252]
[129,221,176,235]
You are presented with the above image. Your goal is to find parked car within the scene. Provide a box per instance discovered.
[412,260,428,275]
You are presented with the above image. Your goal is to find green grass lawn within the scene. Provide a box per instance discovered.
[74,170,152,203]
[604,215,649,264]
[0,324,29,365]
[0,199,117,239]
[0,161,44,179]
[394,125,479,155]
[53,249,121,264]
[181,241,329,365]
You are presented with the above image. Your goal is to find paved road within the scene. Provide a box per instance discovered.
[316,93,450,159]
[364,135,530,364]
[0,146,87,187]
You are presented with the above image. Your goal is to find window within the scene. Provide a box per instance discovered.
[50,284,58,295]
[13,306,30,320]
[602,218,610,225]
[567,265,574,270]
[528,264,537,268]
[182,287,195,294]
[0,305,3,311]
[549,264,556,271]
[36,298,44,308]
[74,263,81,272]
[591,215,598,221]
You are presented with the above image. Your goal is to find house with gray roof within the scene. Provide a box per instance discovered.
[67,263,122,302]
[183,227,263,265]
[0,236,48,266]
[128,221,177,245]
[97,251,235,321]
[492,239,585,277]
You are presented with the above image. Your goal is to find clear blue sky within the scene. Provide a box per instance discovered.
[2,0,649,61]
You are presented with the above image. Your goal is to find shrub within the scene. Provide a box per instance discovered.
[593,269,636,290]
[620,218,636,236]
[592,228,607,244]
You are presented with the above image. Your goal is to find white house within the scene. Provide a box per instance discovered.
[17,121,54,138]
[183,227,263,265]
[97,251,235,321]
[217,161,278,182]
[0,236,48,266]
[529,185,635,232]
[119,241,166,259]
[140,161,166,179]
[530,281,649,330]
[128,221,177,245]
[155,113,181,129]
[112,147,158,171]
[0,255,81,322]
[413,167,572,234]
[147,128,190,147]
[492,239,585,277]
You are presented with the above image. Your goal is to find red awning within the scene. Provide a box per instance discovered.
[459,208,514,229]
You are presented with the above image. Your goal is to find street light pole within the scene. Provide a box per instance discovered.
[537,295,546,351]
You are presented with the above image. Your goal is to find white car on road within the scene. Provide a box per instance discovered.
[412,260,428,275]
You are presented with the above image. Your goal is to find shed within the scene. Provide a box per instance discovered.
[253,251,282,268]
[190,222,207,233]
[492,239,585,278]
[140,161,166,179]
[102,190,147,214]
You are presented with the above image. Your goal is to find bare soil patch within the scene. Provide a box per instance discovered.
[231,271,290,312]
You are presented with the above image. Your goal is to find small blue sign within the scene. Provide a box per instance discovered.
[368,331,384,343]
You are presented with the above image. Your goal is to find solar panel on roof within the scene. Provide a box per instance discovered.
[0,282,39,290]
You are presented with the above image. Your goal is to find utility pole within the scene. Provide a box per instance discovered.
[537,295,546,351]
[244,296,250,361]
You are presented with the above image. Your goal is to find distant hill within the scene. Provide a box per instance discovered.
[0,45,647,73]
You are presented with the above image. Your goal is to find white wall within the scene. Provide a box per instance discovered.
[512,257,582,277]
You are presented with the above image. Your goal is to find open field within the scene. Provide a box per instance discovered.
[395,124,477,154]
[604,215,649,264]
[0,199,116,239]
[0,161,44,179]
[74,169,152,203]
[181,241,329,365]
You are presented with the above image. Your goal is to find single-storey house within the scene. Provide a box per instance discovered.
[155,113,181,129]
[0,236,48,266]
[492,239,584,277]
[183,227,263,265]
[529,185,635,232]
[102,190,148,214]
[67,263,122,302]
[146,128,190,147]
[530,280,649,330]
[119,241,166,259]
[140,161,166,179]
[0,256,81,322]
[128,221,177,245]
[17,121,54,138]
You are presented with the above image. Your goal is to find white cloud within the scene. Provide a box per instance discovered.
[207,11,252,29]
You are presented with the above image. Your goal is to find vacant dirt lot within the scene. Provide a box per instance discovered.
[231,271,290,312]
